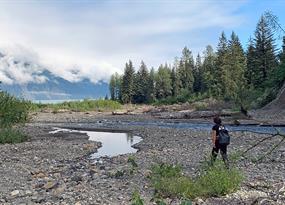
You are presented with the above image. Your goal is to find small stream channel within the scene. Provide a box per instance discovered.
[120,121,285,134]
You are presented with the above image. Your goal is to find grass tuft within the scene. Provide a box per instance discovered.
[131,191,144,205]
[150,161,243,200]
[0,128,28,144]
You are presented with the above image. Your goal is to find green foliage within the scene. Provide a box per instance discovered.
[109,12,283,110]
[131,191,144,205]
[195,162,243,197]
[252,15,277,87]
[0,91,30,128]
[133,61,151,103]
[155,64,172,99]
[178,47,195,91]
[150,161,243,200]
[151,163,182,179]
[128,156,138,175]
[0,128,28,144]
[193,54,203,93]
[122,60,135,103]
[128,156,138,168]
[32,99,122,112]
[180,200,192,205]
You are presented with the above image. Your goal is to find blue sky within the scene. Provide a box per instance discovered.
[0,0,284,84]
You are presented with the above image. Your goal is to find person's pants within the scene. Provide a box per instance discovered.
[211,143,229,168]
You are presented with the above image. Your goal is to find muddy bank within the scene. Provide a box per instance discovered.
[1,113,285,204]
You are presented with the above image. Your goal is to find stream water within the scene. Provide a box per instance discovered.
[50,128,142,158]
[119,121,285,134]
[50,121,285,158]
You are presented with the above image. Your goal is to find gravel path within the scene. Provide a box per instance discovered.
[0,112,285,205]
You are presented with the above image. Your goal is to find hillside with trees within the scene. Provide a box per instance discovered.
[109,13,285,113]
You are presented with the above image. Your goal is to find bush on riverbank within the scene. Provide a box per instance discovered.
[0,91,30,144]
[32,99,122,112]
[150,162,243,200]
[0,128,27,144]
[0,91,30,128]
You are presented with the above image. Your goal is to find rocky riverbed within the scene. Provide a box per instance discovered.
[1,112,285,205]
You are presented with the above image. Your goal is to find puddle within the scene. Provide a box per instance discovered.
[87,131,141,158]
[50,128,142,158]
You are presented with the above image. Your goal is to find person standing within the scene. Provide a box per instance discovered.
[211,116,229,168]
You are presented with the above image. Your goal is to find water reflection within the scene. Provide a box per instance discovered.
[50,128,142,158]
[126,132,134,144]
[86,131,142,158]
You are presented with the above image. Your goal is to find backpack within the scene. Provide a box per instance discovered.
[218,125,230,145]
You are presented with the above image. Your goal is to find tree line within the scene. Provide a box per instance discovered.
[109,13,285,109]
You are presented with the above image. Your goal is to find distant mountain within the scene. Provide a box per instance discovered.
[0,51,109,101]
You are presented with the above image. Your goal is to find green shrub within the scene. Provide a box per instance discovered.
[0,128,28,144]
[0,92,30,128]
[195,163,243,197]
[150,161,243,200]
[131,191,144,205]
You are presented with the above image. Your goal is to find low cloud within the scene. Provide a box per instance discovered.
[0,0,246,85]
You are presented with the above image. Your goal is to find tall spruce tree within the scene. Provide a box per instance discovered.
[253,15,277,87]
[245,37,256,85]
[133,61,150,103]
[109,74,116,100]
[155,64,172,99]
[178,47,195,92]
[121,60,135,103]
[171,67,177,97]
[214,31,228,98]
[270,36,285,89]
[171,57,182,97]
[225,31,246,100]
[202,45,216,94]
[109,72,122,101]
[193,53,203,93]
[148,67,156,102]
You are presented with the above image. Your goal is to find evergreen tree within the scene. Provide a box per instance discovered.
[269,36,285,89]
[155,64,172,99]
[253,15,277,87]
[178,47,195,92]
[170,57,182,97]
[121,60,135,103]
[133,61,150,103]
[109,74,116,100]
[226,31,247,101]
[202,45,216,94]
[280,36,285,63]
[148,67,156,102]
[170,67,176,96]
[109,72,122,101]
[114,72,122,101]
[245,37,256,85]
[214,31,228,97]
[193,53,203,93]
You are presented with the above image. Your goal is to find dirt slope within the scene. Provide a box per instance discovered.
[263,82,285,110]
[251,82,285,123]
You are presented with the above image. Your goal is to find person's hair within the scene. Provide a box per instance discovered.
[213,116,222,125]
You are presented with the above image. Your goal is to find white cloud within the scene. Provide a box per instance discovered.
[0,0,246,85]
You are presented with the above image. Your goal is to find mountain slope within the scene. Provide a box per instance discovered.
[0,51,109,101]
